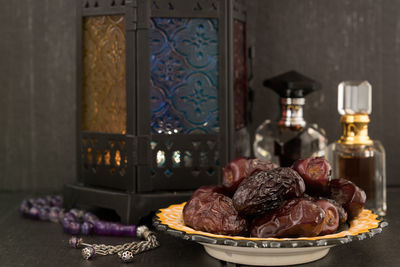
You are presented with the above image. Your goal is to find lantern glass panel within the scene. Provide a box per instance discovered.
[172,151,181,167]
[150,18,219,134]
[183,151,193,167]
[156,150,166,167]
[81,15,127,134]
[233,19,247,130]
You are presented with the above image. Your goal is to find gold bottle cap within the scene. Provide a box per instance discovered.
[340,114,370,123]
[339,114,372,145]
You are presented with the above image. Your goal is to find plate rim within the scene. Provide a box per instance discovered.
[153,202,388,248]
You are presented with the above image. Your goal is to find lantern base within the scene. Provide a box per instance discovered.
[63,183,192,225]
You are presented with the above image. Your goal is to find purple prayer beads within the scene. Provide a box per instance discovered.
[19,195,137,237]
[20,196,62,220]
[61,210,136,236]
[49,207,61,223]
[93,221,137,236]
[81,222,94,235]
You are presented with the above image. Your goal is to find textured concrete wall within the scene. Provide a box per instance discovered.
[0,0,399,191]
[0,0,76,191]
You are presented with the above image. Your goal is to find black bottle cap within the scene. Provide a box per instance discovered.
[263,70,321,98]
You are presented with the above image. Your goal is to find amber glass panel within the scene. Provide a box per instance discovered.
[233,20,247,130]
[81,15,127,134]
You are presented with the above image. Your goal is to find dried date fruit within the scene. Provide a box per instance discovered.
[183,192,247,235]
[302,194,347,225]
[189,185,228,200]
[315,199,339,235]
[322,198,348,225]
[293,157,331,195]
[329,178,366,220]
[301,193,316,201]
[250,198,325,238]
[222,157,278,193]
[233,167,305,215]
[301,195,347,225]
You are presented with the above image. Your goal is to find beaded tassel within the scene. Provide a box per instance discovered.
[69,226,159,263]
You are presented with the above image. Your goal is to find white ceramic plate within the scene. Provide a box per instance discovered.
[202,243,333,266]
[153,203,386,266]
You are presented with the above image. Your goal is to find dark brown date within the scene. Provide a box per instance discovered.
[183,192,247,235]
[250,198,325,238]
[323,198,348,225]
[293,157,331,195]
[304,194,348,225]
[233,167,305,215]
[315,199,339,235]
[222,157,278,193]
[189,185,228,200]
[329,178,366,220]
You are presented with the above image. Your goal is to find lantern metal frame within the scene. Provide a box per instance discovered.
[64,0,248,224]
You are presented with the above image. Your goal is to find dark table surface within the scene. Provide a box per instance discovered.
[0,188,399,267]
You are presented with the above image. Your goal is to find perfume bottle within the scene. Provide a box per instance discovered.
[254,71,327,167]
[326,81,386,216]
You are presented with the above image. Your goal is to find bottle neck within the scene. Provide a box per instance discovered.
[339,114,372,145]
[279,98,306,127]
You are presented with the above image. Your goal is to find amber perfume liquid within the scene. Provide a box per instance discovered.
[338,155,376,201]
[327,141,386,215]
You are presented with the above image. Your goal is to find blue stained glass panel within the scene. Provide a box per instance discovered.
[150,18,219,134]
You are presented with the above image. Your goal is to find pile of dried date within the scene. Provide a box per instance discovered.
[183,157,366,238]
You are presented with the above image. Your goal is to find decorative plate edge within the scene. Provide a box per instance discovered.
[152,206,388,248]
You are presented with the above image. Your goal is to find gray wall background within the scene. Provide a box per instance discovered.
[1,0,399,192]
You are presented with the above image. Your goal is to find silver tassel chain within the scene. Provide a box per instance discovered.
[72,225,160,263]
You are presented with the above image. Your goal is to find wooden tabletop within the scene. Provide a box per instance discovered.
[1,188,399,267]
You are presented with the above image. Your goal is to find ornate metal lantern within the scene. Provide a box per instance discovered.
[64,0,249,224]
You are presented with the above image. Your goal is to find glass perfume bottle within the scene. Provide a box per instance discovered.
[326,81,386,216]
[254,71,327,167]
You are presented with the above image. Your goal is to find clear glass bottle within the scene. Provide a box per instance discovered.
[326,81,386,216]
[254,71,327,167]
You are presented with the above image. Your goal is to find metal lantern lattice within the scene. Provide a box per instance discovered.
[64,0,249,224]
